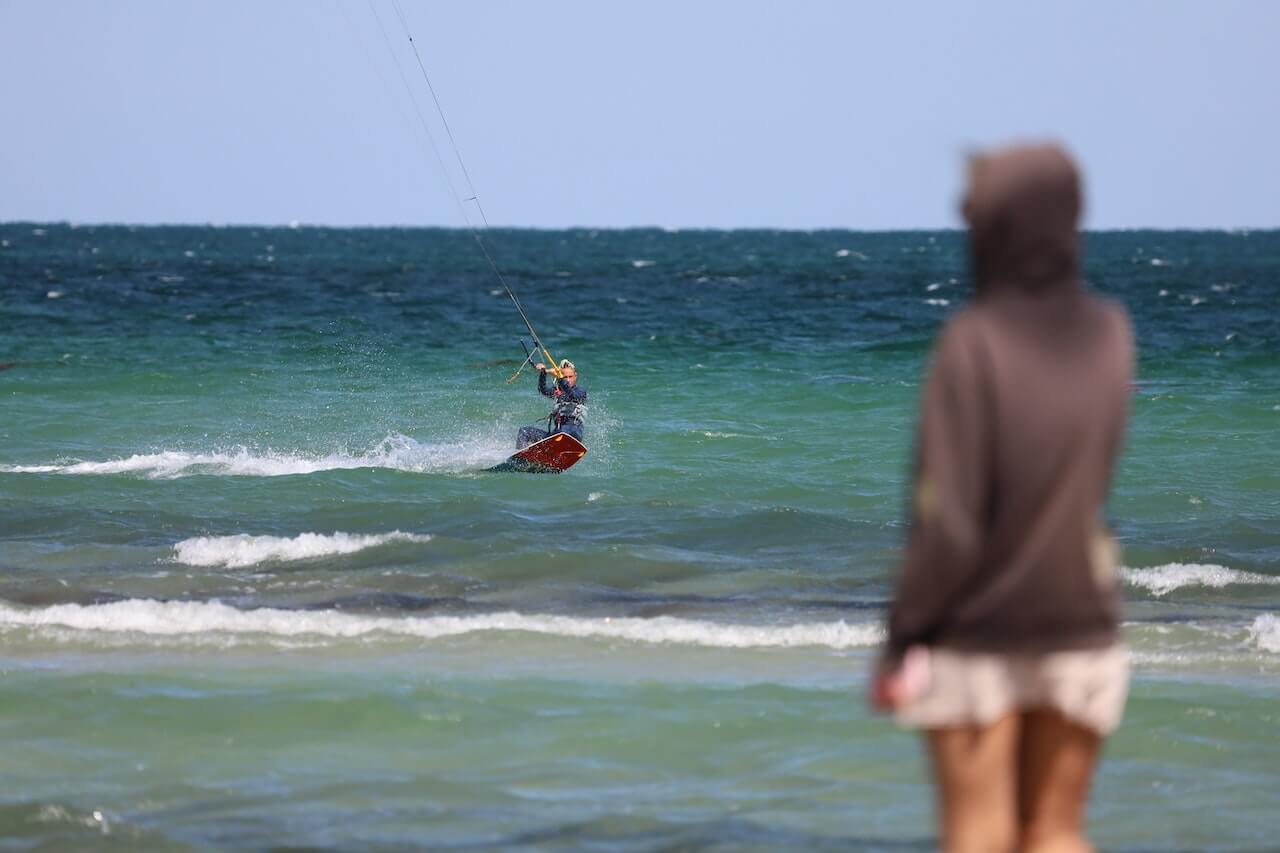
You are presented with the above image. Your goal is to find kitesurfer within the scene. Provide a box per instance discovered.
[516,359,587,449]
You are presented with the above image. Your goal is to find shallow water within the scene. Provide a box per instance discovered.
[2,224,1278,849]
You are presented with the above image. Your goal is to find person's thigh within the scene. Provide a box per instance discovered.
[516,426,547,449]
[924,711,1020,853]
[1017,707,1101,852]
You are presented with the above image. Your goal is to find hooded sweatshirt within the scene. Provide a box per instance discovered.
[885,144,1133,660]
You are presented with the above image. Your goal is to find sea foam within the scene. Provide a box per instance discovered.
[1121,563,1280,596]
[0,433,510,479]
[0,599,883,650]
[172,531,432,569]
[1248,614,1280,653]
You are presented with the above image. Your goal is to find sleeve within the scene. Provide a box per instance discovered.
[538,369,554,397]
[1106,303,1136,468]
[885,318,992,661]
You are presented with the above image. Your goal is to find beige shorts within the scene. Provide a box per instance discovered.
[894,644,1130,736]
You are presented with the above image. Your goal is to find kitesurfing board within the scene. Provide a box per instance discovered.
[490,433,587,474]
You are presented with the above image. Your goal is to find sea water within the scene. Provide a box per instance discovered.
[1,224,1277,850]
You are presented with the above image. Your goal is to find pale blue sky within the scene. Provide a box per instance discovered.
[2,1,1277,229]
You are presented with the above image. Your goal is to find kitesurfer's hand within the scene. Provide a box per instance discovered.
[535,363,546,371]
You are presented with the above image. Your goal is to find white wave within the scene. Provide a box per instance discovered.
[0,599,883,650]
[1121,563,1280,597]
[172,531,432,569]
[0,433,510,479]
[1247,614,1280,653]
[630,259,655,268]
[1124,619,1280,668]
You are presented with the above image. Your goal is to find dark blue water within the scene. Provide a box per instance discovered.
[1,224,1278,849]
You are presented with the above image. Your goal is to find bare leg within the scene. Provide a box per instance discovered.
[516,426,548,450]
[924,712,1019,853]
[1017,708,1101,853]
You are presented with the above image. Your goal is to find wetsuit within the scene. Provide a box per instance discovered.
[516,369,587,449]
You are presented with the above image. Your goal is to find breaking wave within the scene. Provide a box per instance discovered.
[0,433,510,479]
[172,531,433,569]
[1121,563,1280,597]
[1248,614,1280,654]
[0,599,883,650]
[2,600,1277,663]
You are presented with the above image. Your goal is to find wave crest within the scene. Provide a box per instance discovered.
[1121,563,1280,596]
[0,599,883,650]
[0,433,510,479]
[1248,614,1280,653]
[173,531,432,569]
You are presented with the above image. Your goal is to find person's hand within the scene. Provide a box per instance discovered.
[867,646,930,713]
[535,363,546,371]
[869,666,907,713]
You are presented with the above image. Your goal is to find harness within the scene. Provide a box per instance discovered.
[551,398,587,427]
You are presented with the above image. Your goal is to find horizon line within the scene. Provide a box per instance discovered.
[3,220,1276,234]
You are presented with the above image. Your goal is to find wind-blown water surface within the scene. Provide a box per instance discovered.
[2,224,1277,849]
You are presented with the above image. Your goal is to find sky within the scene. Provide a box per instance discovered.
[2,1,1277,229]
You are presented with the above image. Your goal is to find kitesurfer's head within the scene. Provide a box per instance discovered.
[559,359,577,385]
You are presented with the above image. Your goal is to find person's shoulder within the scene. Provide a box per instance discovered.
[1081,292,1133,344]
[1093,293,1130,323]
[925,306,992,384]
[943,303,986,332]
[934,304,989,355]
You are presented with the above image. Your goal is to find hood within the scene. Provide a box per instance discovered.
[962,143,1082,296]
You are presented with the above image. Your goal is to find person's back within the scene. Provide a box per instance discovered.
[890,298,1132,657]
[874,144,1134,853]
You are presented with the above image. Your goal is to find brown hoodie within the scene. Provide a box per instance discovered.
[885,144,1133,660]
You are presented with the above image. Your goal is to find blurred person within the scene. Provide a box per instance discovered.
[870,143,1134,853]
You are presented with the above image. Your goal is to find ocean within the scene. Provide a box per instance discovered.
[1,223,1277,850]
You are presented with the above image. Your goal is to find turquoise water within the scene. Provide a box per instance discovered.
[2,224,1278,849]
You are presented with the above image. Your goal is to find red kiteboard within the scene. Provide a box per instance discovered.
[490,432,587,474]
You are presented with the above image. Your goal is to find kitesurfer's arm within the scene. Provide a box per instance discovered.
[536,364,555,397]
